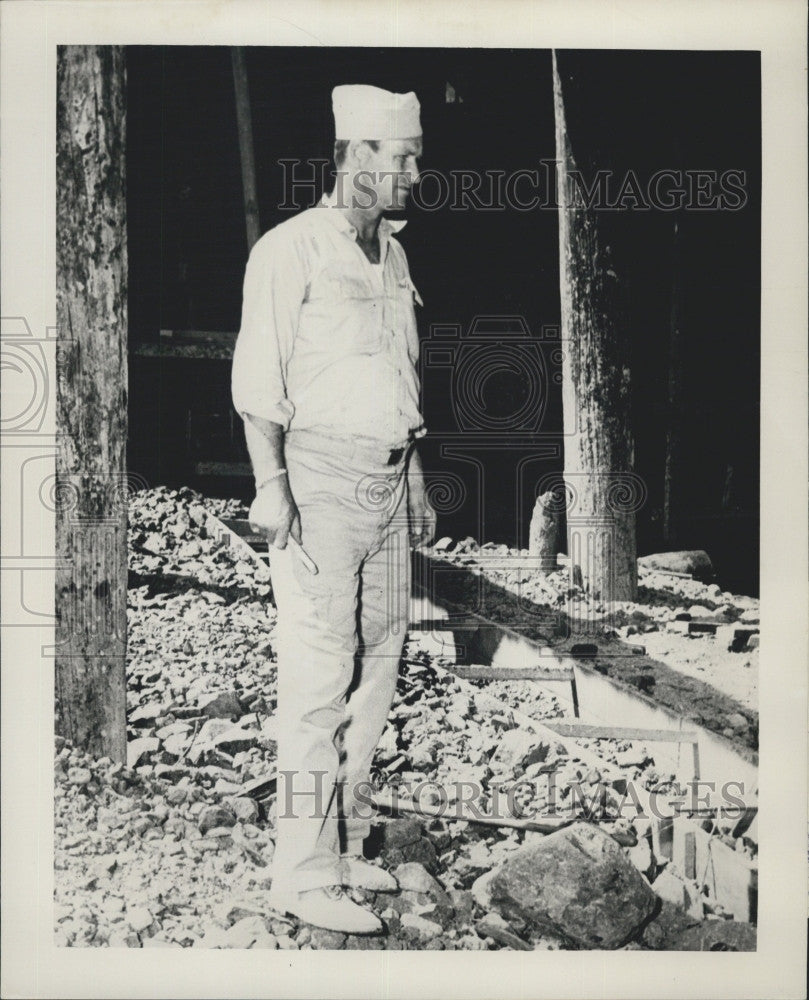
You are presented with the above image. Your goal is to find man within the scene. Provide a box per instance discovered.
[231,85,435,935]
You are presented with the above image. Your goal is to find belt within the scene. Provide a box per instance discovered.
[286,428,415,467]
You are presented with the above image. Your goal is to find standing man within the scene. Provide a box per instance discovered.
[231,85,435,935]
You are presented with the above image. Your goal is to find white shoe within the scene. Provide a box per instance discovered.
[343,856,399,893]
[269,885,383,935]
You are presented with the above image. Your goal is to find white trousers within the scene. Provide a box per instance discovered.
[268,431,411,897]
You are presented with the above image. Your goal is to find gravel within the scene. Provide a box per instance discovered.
[53,487,756,950]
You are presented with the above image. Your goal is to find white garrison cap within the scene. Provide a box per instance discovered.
[332,84,421,140]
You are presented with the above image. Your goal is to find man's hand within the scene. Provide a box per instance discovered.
[248,478,302,550]
[407,463,437,548]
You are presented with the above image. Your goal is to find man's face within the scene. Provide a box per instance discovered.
[361,136,422,211]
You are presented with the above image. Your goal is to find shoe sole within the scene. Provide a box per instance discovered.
[344,880,399,893]
[267,897,384,936]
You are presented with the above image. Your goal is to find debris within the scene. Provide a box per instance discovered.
[53,487,757,954]
[198,806,237,835]
[308,928,347,950]
[400,913,443,939]
[127,738,160,769]
[470,869,497,910]
[488,823,657,949]
[126,907,155,933]
[199,691,244,720]
[637,551,714,581]
[627,837,655,878]
[728,628,759,653]
[67,767,92,786]
[227,797,260,823]
[475,912,532,950]
[393,862,443,894]
[642,900,755,951]
[651,868,703,920]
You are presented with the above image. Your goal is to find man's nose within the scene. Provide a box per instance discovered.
[407,159,420,184]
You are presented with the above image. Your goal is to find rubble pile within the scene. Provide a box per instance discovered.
[52,488,757,950]
[128,486,264,596]
[428,537,759,647]
[425,536,760,723]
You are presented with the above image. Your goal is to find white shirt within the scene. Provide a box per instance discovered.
[231,190,426,449]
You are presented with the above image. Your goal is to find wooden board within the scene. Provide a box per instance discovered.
[450,665,575,683]
[546,722,700,743]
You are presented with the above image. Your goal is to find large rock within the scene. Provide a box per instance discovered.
[668,919,756,952]
[489,823,657,949]
[199,691,244,720]
[198,805,236,835]
[380,817,423,850]
[380,821,440,874]
[638,550,714,582]
[393,861,442,894]
[642,900,756,951]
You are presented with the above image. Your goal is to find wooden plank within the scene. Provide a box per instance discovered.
[132,342,233,360]
[221,518,267,547]
[205,512,269,574]
[652,814,674,861]
[195,461,252,477]
[570,674,581,718]
[450,665,575,683]
[371,788,573,835]
[408,618,478,632]
[545,722,700,744]
[689,620,719,635]
[683,830,697,879]
[159,328,237,345]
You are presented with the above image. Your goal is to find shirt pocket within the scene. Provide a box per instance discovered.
[397,274,423,307]
[308,270,384,355]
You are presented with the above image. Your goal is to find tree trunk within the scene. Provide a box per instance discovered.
[552,51,639,606]
[55,46,128,762]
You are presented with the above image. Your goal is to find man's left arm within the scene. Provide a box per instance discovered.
[407,446,436,547]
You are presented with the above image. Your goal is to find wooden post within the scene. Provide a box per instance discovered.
[552,52,638,604]
[55,46,128,762]
[231,47,261,252]
[663,217,683,545]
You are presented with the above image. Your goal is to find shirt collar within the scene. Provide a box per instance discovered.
[319,189,407,240]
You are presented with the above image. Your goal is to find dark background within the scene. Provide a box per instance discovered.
[126,47,760,595]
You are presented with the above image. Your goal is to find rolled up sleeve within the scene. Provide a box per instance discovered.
[231,229,306,430]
